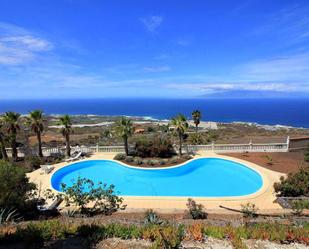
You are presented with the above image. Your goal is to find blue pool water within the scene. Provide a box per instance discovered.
[51,158,263,197]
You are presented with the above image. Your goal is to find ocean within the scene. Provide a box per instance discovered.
[0,98,308,128]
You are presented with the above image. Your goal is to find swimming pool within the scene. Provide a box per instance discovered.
[51,158,263,197]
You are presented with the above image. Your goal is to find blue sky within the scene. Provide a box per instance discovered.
[0,0,309,99]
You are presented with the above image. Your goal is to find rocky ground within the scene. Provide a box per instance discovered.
[1,236,308,249]
[95,238,309,249]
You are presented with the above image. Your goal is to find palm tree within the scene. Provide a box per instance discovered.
[0,120,8,161]
[28,110,44,158]
[3,112,20,161]
[192,110,201,133]
[114,117,134,155]
[170,114,188,155]
[60,115,73,157]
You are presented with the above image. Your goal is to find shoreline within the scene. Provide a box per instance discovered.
[44,114,309,130]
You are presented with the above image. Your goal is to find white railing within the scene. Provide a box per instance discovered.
[186,141,289,153]
[5,137,289,157]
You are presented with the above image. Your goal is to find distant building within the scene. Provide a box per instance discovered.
[134,128,145,134]
[289,136,309,151]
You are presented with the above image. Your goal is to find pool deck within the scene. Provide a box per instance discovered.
[27,151,286,214]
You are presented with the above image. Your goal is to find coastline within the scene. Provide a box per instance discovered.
[1,98,309,128]
[45,114,309,131]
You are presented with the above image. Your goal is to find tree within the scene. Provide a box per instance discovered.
[61,176,125,215]
[114,117,134,155]
[60,115,73,157]
[274,166,309,197]
[3,112,20,161]
[0,120,8,161]
[191,110,201,133]
[170,114,188,155]
[0,160,36,210]
[28,110,44,158]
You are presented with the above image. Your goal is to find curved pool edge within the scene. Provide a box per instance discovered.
[49,155,269,201]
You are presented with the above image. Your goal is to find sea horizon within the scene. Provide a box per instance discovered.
[1,98,309,128]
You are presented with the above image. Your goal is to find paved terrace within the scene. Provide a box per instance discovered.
[27,151,285,214]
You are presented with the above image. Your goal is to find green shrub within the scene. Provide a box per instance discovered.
[77,224,141,244]
[1,220,78,247]
[124,156,134,162]
[0,160,36,210]
[186,198,207,219]
[104,223,141,240]
[274,167,309,197]
[134,136,175,158]
[152,159,160,165]
[113,153,126,160]
[61,176,125,215]
[241,202,259,218]
[24,155,42,170]
[170,157,179,164]
[147,159,157,166]
[133,157,143,165]
[189,133,204,145]
[292,199,309,216]
[203,226,225,239]
[181,154,192,160]
[142,225,184,249]
[1,220,309,247]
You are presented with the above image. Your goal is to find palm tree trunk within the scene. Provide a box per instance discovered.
[66,133,71,157]
[195,124,198,133]
[11,131,18,161]
[0,134,8,161]
[124,136,129,155]
[37,131,43,158]
[179,133,182,155]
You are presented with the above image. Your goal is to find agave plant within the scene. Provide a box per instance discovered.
[63,208,78,217]
[144,209,164,225]
[0,208,22,225]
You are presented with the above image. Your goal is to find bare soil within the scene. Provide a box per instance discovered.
[222,151,309,174]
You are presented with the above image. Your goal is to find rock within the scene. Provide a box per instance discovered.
[181,237,233,249]
[95,238,152,249]
[244,239,309,249]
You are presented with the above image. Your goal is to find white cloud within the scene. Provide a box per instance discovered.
[143,66,171,73]
[166,82,302,93]
[249,4,309,46]
[0,23,52,65]
[1,36,52,51]
[237,52,309,82]
[140,15,163,33]
[0,36,52,65]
